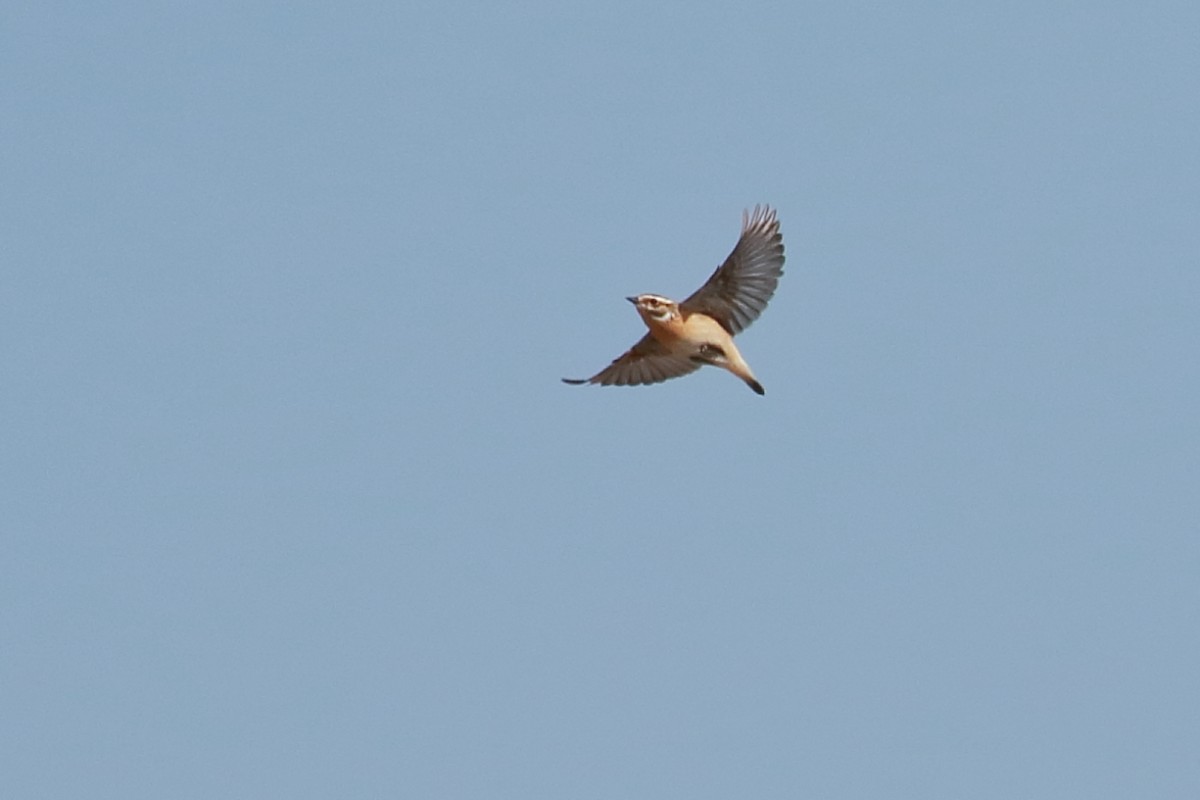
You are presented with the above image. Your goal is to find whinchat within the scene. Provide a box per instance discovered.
[564,205,785,395]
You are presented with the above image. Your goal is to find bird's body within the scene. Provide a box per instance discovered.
[625,294,764,394]
[564,205,785,395]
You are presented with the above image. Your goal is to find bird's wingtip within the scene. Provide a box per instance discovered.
[562,378,587,385]
[747,379,765,395]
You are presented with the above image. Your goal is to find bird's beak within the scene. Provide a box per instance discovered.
[625,296,638,305]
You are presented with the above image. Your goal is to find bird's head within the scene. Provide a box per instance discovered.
[626,294,679,323]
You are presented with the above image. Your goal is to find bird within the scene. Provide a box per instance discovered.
[563,205,785,395]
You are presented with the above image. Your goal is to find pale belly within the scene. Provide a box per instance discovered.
[645,313,731,355]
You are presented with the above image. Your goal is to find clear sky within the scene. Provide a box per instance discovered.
[4,2,1198,798]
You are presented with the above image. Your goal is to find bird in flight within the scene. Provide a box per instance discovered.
[563,205,785,395]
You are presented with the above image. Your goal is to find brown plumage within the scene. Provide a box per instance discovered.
[564,205,785,395]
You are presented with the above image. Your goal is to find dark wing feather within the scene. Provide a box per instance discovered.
[562,334,700,387]
[679,205,785,335]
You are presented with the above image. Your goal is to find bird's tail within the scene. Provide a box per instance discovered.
[724,351,765,396]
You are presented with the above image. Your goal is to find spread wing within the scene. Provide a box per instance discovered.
[679,205,785,335]
[562,334,700,388]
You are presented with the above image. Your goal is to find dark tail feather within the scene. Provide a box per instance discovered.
[746,378,765,395]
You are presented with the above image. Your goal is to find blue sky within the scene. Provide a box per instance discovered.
[4,2,1198,797]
